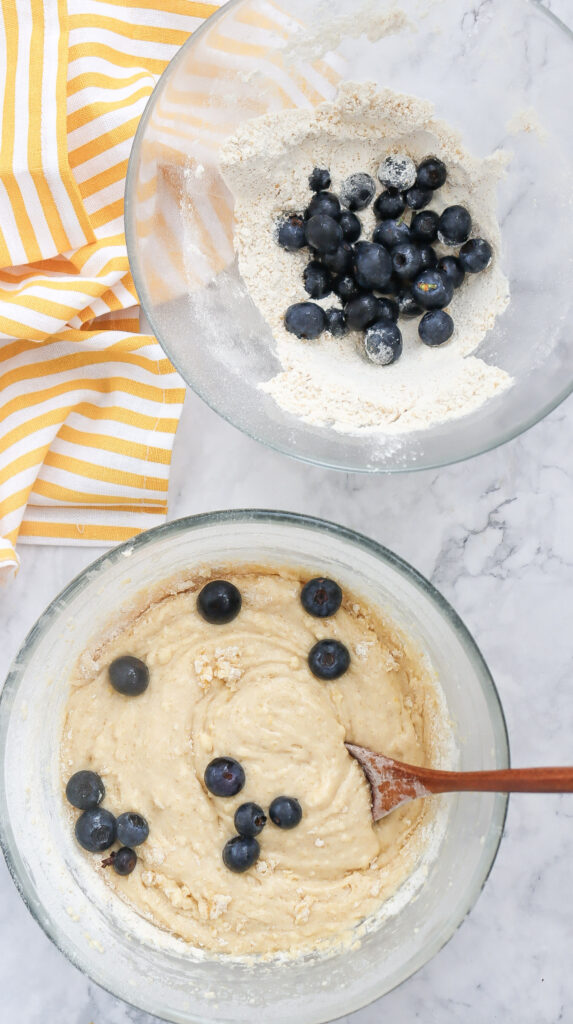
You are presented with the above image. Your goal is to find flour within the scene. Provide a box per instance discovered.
[220,81,512,434]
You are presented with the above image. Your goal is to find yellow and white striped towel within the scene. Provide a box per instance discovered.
[0,0,222,575]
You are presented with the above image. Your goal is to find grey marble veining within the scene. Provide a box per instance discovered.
[0,1,571,1021]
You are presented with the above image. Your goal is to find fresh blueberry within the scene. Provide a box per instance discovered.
[381,274,401,297]
[309,167,331,192]
[377,154,416,191]
[344,293,381,331]
[339,210,361,243]
[322,242,354,275]
[116,812,149,847]
[373,189,406,220]
[411,269,454,310]
[222,835,260,873]
[437,255,465,289]
[75,808,116,853]
[66,771,105,811]
[392,242,424,281]
[353,241,392,291]
[363,321,403,365]
[418,245,438,272]
[197,579,241,624]
[404,185,432,210]
[285,301,326,339]
[398,288,424,318]
[204,756,245,797]
[437,205,472,245]
[324,307,348,336]
[458,238,492,273]
[308,639,350,680]
[234,802,267,838]
[334,274,361,302]
[416,157,447,190]
[303,261,333,299]
[113,847,137,876]
[372,217,411,250]
[301,577,342,617]
[376,297,399,322]
[306,191,341,221]
[277,214,306,251]
[418,310,454,346]
[340,172,376,211]
[410,210,439,244]
[304,214,343,254]
[108,656,149,697]
[269,796,303,830]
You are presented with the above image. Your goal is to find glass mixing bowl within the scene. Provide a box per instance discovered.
[125,0,572,473]
[0,511,508,1023]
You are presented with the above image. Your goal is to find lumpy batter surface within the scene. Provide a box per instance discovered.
[61,568,448,956]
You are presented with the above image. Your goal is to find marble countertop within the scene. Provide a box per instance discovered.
[1,2,571,1021]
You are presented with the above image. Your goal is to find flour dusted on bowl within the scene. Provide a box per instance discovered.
[220,81,511,434]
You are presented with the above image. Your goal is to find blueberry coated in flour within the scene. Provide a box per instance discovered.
[352,241,392,291]
[309,167,331,192]
[222,835,260,873]
[415,157,447,191]
[304,214,343,254]
[373,189,406,221]
[285,302,326,339]
[339,172,376,211]
[301,577,343,618]
[458,238,492,273]
[324,308,348,337]
[372,217,411,250]
[75,807,117,853]
[391,242,424,281]
[334,274,361,303]
[437,255,465,289]
[113,847,137,876]
[108,656,149,697]
[204,756,246,798]
[411,269,454,310]
[322,242,354,275]
[305,191,341,221]
[418,310,454,346]
[344,293,381,331]
[377,154,416,191]
[437,205,472,245]
[234,802,267,837]
[308,638,350,680]
[410,210,439,244]
[277,215,306,251]
[404,185,432,210]
[364,321,403,366]
[66,770,105,811]
[339,210,362,243]
[116,812,149,847]
[269,796,303,830]
[197,579,242,624]
[303,261,333,299]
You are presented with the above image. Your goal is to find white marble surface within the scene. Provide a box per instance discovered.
[1,1,572,1021]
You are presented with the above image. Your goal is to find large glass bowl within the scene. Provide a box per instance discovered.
[125,0,572,473]
[0,511,508,1023]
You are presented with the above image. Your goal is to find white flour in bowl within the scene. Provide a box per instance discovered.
[220,81,511,434]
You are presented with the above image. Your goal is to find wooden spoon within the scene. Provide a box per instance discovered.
[345,742,573,821]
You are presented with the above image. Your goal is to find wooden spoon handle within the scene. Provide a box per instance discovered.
[405,764,573,795]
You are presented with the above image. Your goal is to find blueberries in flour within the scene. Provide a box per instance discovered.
[304,214,343,254]
[458,238,493,274]
[324,307,348,337]
[285,301,327,340]
[303,261,333,299]
[437,205,472,246]
[418,310,455,346]
[377,154,416,191]
[277,214,306,251]
[338,210,361,243]
[363,321,403,366]
[309,167,331,192]
[415,157,447,191]
[339,172,376,211]
[305,191,341,221]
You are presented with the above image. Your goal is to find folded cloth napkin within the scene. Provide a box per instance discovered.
[0,0,221,575]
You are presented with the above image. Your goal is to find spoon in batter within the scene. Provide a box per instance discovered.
[345,743,573,821]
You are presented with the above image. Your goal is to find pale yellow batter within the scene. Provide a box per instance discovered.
[61,567,447,956]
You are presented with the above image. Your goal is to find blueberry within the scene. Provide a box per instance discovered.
[398,288,424,319]
[324,308,348,337]
[322,242,354,275]
[411,270,454,310]
[108,656,149,697]
[373,189,406,220]
[222,835,260,873]
[410,210,439,244]
[437,255,465,289]
[113,847,137,876]
[304,214,343,254]
[392,242,424,281]
[381,274,401,297]
[418,245,438,272]
[116,812,149,847]
[344,293,381,331]
[303,260,332,299]
[416,157,447,191]
[340,172,376,211]
[197,579,241,624]
[372,217,411,250]
[308,639,350,680]
[66,770,105,811]
[204,756,245,797]
[75,808,116,853]
[306,191,341,221]
[377,154,416,191]
[309,167,331,192]
[285,301,326,339]
[437,205,472,245]
[404,185,432,210]
[364,321,403,365]
[419,310,454,346]
[301,577,342,617]
[277,214,306,251]
[458,238,492,273]
[376,297,399,323]
[339,211,361,243]
[269,796,303,830]
[353,241,392,291]
[234,802,267,837]
[334,274,361,302]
